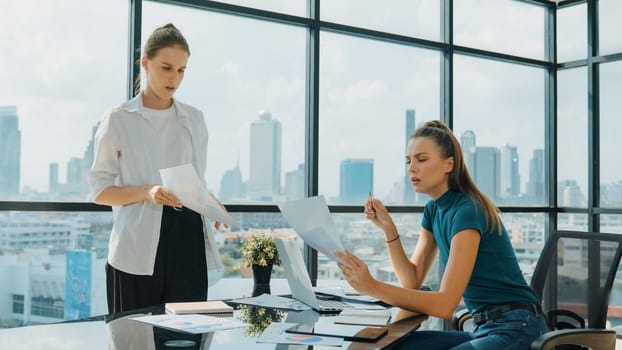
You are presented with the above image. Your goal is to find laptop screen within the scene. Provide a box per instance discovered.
[275,238,321,310]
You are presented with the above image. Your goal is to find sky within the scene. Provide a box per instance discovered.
[1,0,621,203]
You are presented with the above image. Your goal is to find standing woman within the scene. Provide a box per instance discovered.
[336,120,549,349]
[90,23,225,313]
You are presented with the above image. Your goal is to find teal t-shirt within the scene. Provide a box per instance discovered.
[421,190,539,313]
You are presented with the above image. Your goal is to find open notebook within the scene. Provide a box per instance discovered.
[165,300,233,315]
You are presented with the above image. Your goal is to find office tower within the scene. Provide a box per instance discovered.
[601,181,622,207]
[500,144,520,199]
[340,158,373,204]
[475,147,500,201]
[49,163,59,194]
[0,106,21,196]
[403,109,416,203]
[558,179,582,207]
[527,149,545,203]
[284,163,304,200]
[64,157,84,195]
[460,130,477,178]
[249,110,281,201]
[220,162,245,201]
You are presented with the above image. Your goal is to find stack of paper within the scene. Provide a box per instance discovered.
[334,308,392,327]
[165,300,233,315]
[130,314,247,334]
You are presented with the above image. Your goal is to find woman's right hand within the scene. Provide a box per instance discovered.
[146,185,182,208]
[364,198,397,232]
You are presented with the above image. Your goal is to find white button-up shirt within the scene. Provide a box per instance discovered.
[89,94,223,278]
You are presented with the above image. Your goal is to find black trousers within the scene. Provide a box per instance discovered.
[106,206,208,313]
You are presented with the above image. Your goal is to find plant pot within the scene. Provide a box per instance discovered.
[251,264,273,297]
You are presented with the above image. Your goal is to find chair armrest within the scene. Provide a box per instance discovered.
[451,308,472,331]
[529,328,616,350]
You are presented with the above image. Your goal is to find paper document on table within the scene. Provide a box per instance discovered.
[160,163,236,226]
[130,314,247,334]
[278,195,345,262]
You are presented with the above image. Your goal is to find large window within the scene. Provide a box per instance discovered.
[454,0,546,60]
[321,0,440,41]
[318,32,439,205]
[600,61,622,208]
[143,2,307,203]
[557,3,587,63]
[0,0,127,201]
[557,67,588,208]
[453,55,546,206]
[598,0,622,56]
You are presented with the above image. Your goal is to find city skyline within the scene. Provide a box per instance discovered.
[2,103,606,207]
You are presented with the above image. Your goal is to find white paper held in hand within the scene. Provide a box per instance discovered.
[277,195,345,262]
[159,163,236,226]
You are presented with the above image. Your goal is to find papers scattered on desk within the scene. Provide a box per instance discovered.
[334,308,392,327]
[130,314,247,334]
[278,195,345,262]
[228,294,311,311]
[160,163,236,226]
[315,286,380,303]
[256,322,344,347]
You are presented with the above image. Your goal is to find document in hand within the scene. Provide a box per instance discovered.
[160,163,236,226]
[277,195,345,262]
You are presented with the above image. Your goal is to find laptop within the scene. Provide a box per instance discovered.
[275,237,346,314]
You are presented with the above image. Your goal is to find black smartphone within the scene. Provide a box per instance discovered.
[285,323,388,343]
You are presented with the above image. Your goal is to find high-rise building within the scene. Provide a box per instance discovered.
[558,179,583,207]
[49,163,59,194]
[527,149,545,203]
[220,162,245,201]
[284,163,304,200]
[460,130,477,178]
[500,144,520,199]
[0,106,21,196]
[340,158,373,204]
[403,109,416,203]
[249,110,281,201]
[475,147,500,201]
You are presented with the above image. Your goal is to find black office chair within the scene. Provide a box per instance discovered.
[452,230,621,350]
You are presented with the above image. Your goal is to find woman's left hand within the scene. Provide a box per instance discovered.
[336,250,375,295]
[209,193,229,230]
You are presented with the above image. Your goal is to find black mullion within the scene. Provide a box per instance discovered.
[441,0,453,128]
[304,0,320,286]
[127,0,142,99]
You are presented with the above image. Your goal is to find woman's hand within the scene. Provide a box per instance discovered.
[336,250,377,295]
[146,185,182,208]
[208,192,229,230]
[365,198,397,233]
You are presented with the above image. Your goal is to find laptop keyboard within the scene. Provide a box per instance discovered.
[318,299,346,311]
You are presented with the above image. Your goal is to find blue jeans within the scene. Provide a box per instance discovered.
[393,308,549,350]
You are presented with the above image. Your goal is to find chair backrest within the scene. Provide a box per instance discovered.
[530,230,622,329]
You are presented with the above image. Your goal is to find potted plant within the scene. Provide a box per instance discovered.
[238,305,285,337]
[239,231,282,296]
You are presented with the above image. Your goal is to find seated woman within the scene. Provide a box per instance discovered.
[336,120,549,350]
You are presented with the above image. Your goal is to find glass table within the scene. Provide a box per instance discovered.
[0,304,427,349]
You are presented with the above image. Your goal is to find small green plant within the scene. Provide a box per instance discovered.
[239,231,282,268]
[238,305,285,336]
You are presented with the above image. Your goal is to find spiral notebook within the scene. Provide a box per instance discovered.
[165,300,234,315]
